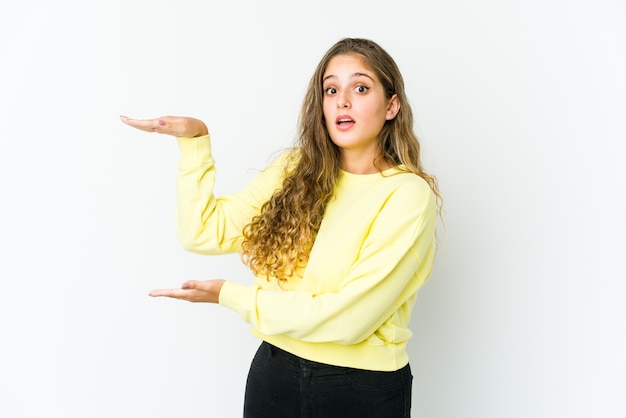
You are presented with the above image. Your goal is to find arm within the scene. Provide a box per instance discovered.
[175,137,292,254]
[120,114,292,255]
[219,180,438,344]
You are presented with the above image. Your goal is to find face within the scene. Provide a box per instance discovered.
[322,54,399,171]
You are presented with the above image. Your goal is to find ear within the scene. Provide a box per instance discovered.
[385,94,400,120]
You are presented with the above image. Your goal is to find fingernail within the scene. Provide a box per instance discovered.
[158,119,165,126]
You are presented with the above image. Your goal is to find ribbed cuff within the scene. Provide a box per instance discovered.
[218,280,257,323]
[177,134,213,167]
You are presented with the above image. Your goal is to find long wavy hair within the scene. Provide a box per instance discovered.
[241,38,442,283]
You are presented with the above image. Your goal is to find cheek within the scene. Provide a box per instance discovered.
[322,100,331,115]
[322,102,333,126]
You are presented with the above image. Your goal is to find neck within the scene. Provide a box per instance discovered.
[340,151,391,174]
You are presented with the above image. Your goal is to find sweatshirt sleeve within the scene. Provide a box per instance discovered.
[219,179,437,345]
[175,135,290,254]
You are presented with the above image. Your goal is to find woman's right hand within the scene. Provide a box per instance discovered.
[120,115,208,138]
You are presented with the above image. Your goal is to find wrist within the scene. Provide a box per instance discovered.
[213,279,225,303]
[192,118,209,137]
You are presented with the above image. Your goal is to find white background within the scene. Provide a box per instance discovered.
[1,0,624,417]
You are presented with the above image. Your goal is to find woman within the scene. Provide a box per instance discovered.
[122,37,442,418]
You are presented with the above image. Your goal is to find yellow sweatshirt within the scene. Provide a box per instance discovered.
[176,135,437,371]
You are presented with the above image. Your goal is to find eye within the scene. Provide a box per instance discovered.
[355,85,369,94]
[324,87,337,95]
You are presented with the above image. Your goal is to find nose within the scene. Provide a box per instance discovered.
[337,91,351,109]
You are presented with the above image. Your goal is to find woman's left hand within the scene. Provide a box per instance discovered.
[149,279,225,303]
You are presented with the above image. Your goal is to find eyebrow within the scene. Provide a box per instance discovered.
[322,72,375,83]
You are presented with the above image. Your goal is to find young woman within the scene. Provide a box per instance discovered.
[121,37,442,418]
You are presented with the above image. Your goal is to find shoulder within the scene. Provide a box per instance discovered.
[362,171,437,245]
[373,172,437,235]
[385,171,435,208]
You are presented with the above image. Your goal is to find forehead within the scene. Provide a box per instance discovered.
[323,54,375,78]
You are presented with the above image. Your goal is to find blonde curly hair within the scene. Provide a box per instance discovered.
[241,38,442,283]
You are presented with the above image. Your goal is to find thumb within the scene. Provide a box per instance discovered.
[181,280,197,289]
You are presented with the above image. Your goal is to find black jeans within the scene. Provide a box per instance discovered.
[243,342,412,418]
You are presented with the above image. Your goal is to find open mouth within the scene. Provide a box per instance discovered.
[337,117,354,124]
[336,116,355,129]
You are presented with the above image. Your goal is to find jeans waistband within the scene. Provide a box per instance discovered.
[262,341,347,370]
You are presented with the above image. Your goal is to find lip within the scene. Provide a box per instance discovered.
[335,115,355,130]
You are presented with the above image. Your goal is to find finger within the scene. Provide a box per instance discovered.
[149,288,186,298]
[149,287,203,301]
[120,115,167,133]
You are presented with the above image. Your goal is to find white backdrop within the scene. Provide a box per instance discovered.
[1,0,624,417]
